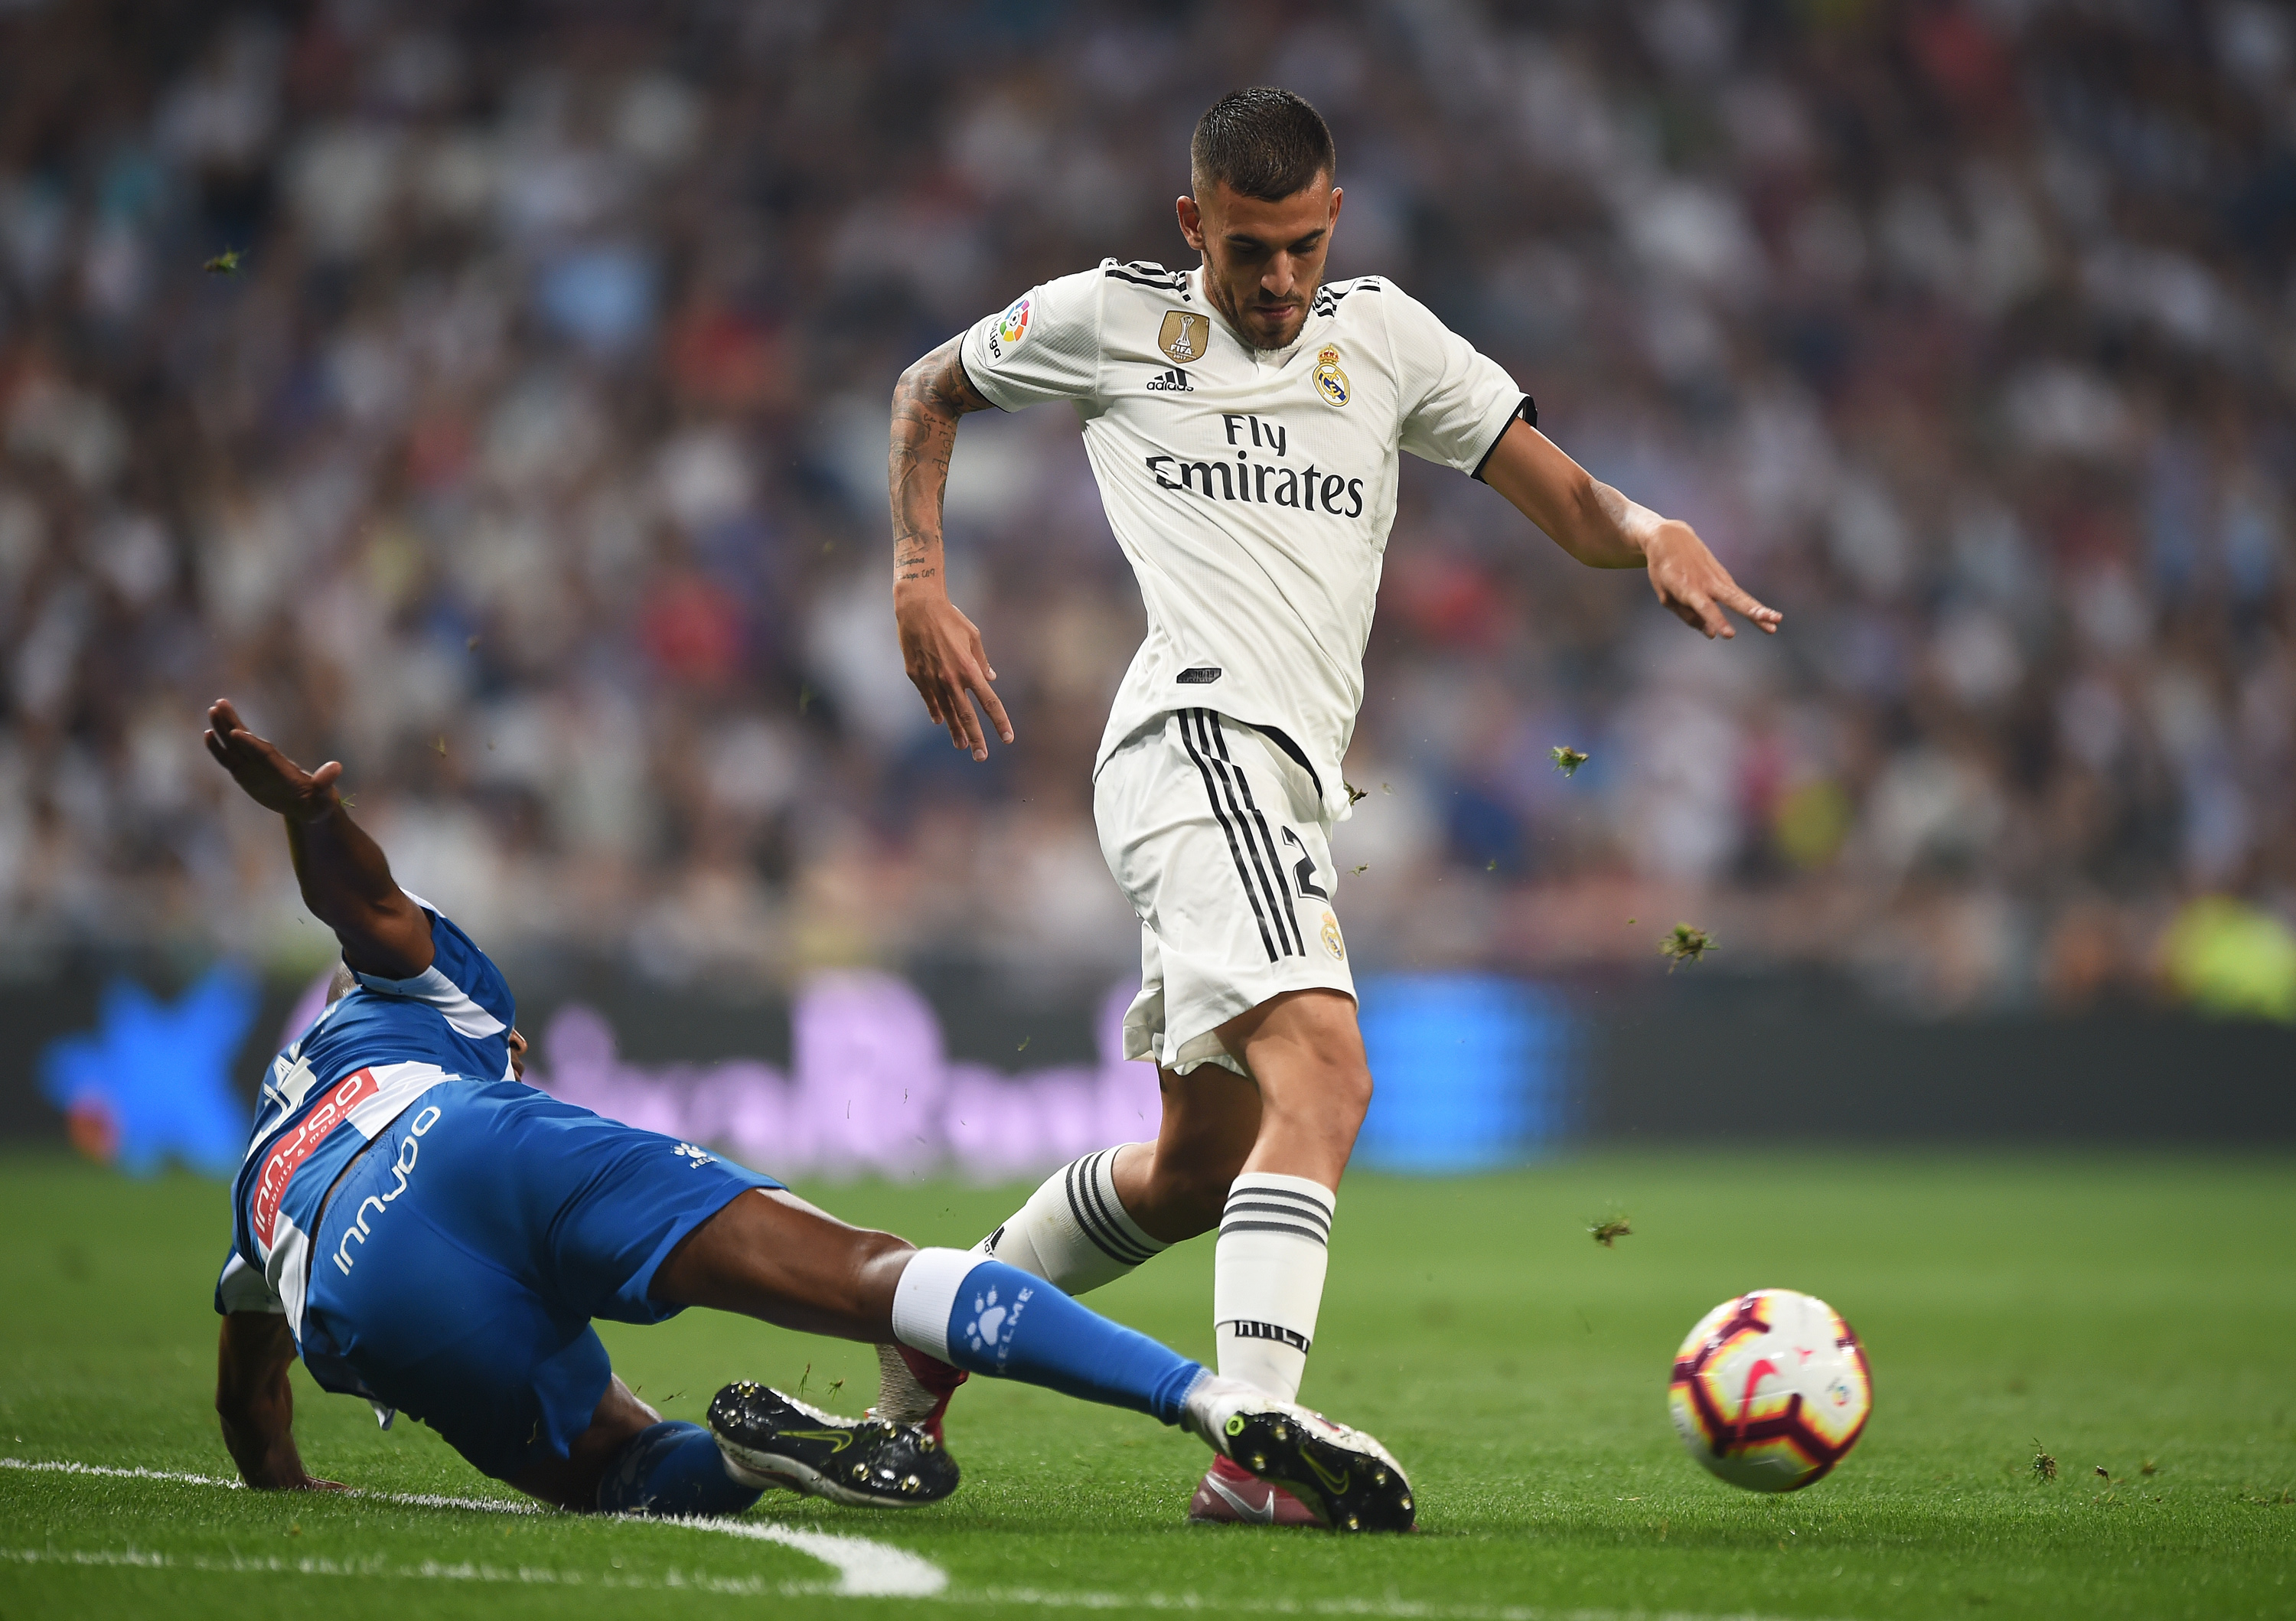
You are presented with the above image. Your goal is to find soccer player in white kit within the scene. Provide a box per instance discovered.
[883,88,1779,1522]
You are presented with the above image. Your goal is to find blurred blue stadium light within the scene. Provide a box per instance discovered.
[1354,975,1579,1174]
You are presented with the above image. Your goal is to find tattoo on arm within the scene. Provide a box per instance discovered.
[889,338,992,585]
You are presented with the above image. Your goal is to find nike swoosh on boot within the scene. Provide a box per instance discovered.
[1187,1454,1317,1526]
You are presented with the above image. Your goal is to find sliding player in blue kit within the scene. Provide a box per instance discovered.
[204,698,1414,1530]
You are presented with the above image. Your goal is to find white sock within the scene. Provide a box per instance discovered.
[974,1146,1166,1295]
[1212,1173,1335,1404]
[888,1245,980,1362]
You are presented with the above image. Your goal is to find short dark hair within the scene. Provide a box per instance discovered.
[1190,87,1336,202]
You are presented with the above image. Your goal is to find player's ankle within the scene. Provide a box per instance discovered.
[1179,1370,1262,1449]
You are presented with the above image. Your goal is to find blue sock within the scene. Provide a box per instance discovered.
[595,1420,764,1517]
[891,1250,1205,1424]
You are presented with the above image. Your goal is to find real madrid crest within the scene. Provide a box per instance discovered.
[1313,344,1349,406]
[1158,309,1209,364]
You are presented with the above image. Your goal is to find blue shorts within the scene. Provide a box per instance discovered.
[298,1081,780,1482]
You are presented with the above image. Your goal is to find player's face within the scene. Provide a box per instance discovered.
[1179,176,1343,351]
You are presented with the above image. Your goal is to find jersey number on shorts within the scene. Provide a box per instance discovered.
[1279,827,1330,901]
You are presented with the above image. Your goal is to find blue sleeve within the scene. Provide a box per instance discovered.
[419,905,515,1030]
[351,893,516,1036]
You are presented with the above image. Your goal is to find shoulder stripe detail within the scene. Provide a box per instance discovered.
[1105,269,1189,292]
[351,963,505,1039]
[1311,277,1384,313]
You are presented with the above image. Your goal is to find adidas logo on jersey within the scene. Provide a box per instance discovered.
[1145,367,1193,393]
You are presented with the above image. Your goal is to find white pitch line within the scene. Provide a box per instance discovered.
[0,1456,534,1515]
[0,1456,941,1597]
[0,1551,1851,1621]
[0,1459,1848,1620]
[956,1593,1854,1621]
[0,1546,791,1595]
[0,1458,253,1492]
[657,1514,946,1597]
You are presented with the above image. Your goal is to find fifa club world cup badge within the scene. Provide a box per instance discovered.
[1159,308,1207,364]
[1314,344,1350,406]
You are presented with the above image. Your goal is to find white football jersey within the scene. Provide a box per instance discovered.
[958,260,1529,820]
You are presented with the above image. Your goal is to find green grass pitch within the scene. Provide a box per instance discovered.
[0,1149,2290,1620]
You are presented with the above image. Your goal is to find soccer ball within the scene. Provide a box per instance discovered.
[1667,1288,1871,1492]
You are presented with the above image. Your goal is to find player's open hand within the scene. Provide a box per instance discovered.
[1643,521,1781,640]
[204,699,347,820]
[894,586,1013,761]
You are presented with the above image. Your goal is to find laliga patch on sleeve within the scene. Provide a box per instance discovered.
[986,295,1032,360]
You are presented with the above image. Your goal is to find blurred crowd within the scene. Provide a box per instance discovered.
[2,0,2293,1020]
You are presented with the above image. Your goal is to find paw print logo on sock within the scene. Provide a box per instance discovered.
[964,1285,1033,1362]
[966,1289,1006,1352]
[672,1143,714,1168]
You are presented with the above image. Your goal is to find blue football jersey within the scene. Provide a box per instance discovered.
[216,895,517,1334]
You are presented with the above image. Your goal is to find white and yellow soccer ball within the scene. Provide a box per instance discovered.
[1667,1288,1871,1492]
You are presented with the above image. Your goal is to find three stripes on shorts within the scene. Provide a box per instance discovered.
[1175,707,1304,964]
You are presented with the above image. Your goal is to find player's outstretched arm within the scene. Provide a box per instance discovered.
[889,337,1013,761]
[1480,421,1781,641]
[202,697,434,980]
[216,1310,341,1491]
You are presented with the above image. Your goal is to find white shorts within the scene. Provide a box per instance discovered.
[1094,708,1354,1077]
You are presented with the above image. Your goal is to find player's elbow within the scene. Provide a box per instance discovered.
[893,347,949,409]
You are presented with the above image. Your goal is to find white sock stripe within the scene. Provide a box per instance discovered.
[1231,1185,1341,1203]
[1224,1177,1334,1214]
[1062,1155,1137,1265]
[1097,1147,1172,1249]
[1219,1199,1330,1233]
[1217,1218,1329,1248]
[1082,1148,1164,1260]
[1064,1153,1159,1266]
[889,1246,983,1362]
[1212,1187,1331,1403]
